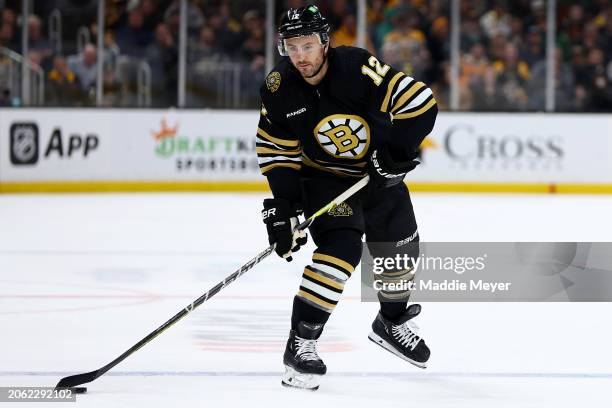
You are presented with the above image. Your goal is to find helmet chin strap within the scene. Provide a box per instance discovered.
[304,44,329,79]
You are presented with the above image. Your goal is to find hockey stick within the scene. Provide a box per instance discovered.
[55,175,370,391]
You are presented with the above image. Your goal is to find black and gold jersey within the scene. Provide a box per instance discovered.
[256,46,438,203]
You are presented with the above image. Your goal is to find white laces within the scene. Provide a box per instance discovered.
[295,336,321,361]
[392,320,421,351]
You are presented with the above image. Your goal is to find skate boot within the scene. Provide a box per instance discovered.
[368,304,430,368]
[282,321,326,391]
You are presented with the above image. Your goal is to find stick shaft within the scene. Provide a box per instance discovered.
[56,176,369,388]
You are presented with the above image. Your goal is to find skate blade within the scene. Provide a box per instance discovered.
[281,366,321,391]
[368,332,428,369]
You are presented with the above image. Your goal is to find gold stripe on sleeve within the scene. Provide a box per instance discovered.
[393,98,437,120]
[260,162,302,174]
[257,128,300,148]
[380,72,405,113]
[256,146,301,156]
[390,82,425,114]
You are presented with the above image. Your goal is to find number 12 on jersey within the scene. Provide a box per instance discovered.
[361,56,390,86]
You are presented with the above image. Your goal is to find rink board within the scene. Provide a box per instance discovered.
[0,109,611,193]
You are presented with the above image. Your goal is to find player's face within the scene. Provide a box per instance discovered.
[285,35,327,79]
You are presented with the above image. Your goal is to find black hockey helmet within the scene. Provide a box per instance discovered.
[277,4,330,56]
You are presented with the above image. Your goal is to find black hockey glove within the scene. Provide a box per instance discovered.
[262,198,308,262]
[368,146,420,189]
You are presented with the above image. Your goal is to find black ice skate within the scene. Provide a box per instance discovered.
[282,321,327,391]
[368,304,430,368]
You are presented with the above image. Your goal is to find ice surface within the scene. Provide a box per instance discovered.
[1,192,611,407]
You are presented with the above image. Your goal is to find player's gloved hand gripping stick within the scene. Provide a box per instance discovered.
[55,175,370,393]
[262,198,308,262]
[368,146,420,188]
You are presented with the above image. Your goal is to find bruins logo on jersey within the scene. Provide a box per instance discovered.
[266,72,281,93]
[328,202,353,217]
[314,114,370,160]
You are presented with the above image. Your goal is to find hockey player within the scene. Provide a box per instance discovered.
[257,5,438,390]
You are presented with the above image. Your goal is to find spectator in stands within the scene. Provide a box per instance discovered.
[488,33,508,63]
[493,43,530,110]
[140,0,165,31]
[582,22,606,51]
[381,7,427,76]
[460,17,486,52]
[560,4,586,47]
[68,43,98,92]
[525,0,547,33]
[116,7,154,58]
[479,0,512,39]
[46,55,83,105]
[460,43,495,110]
[529,48,575,111]
[164,0,204,37]
[206,5,241,58]
[426,15,450,84]
[520,27,544,68]
[326,0,351,31]
[1,8,18,50]
[507,16,524,46]
[331,13,375,53]
[366,0,386,40]
[190,24,222,62]
[27,15,54,69]
[1,7,17,44]
[1,8,17,29]
[582,47,612,111]
[238,10,265,61]
[146,23,177,106]
[241,54,266,107]
[0,22,16,50]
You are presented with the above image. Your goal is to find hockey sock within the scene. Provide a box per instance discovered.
[291,296,331,331]
[292,229,362,331]
[369,240,418,323]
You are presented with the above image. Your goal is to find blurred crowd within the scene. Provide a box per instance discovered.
[362,0,612,111]
[0,0,610,111]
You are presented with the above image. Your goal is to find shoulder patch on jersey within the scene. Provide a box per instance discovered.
[266,71,281,93]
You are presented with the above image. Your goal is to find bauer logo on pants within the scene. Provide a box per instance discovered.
[10,123,39,165]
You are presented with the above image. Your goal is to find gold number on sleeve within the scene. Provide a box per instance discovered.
[361,56,390,86]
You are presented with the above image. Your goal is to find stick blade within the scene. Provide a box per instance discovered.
[55,370,97,389]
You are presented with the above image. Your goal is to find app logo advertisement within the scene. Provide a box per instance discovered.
[10,123,39,165]
[2,110,106,181]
